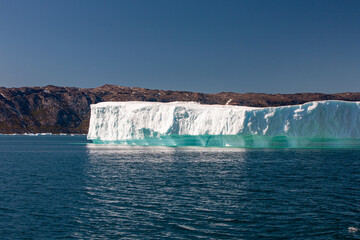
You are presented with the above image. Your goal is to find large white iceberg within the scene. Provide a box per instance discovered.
[87,101,360,147]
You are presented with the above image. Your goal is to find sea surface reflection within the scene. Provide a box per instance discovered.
[79,145,248,239]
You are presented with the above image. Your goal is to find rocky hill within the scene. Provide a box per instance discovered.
[1,84,360,134]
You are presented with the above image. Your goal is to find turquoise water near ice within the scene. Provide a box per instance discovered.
[91,135,360,149]
[0,135,359,239]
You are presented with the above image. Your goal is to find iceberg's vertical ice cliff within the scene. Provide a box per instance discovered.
[87,101,360,147]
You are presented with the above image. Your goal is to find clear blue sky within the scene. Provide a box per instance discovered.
[0,0,359,93]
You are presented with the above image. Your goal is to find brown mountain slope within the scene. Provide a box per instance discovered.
[0,84,359,134]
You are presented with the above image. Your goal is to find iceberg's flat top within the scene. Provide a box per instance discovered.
[87,100,360,146]
[92,101,258,109]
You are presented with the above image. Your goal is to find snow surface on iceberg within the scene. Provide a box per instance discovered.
[87,101,360,147]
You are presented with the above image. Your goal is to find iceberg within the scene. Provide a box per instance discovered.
[87,101,360,148]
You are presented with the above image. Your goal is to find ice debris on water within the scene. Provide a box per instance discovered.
[348,227,358,233]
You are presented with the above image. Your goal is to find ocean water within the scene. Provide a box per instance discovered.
[0,135,359,239]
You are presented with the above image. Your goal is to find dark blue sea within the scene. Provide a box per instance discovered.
[0,135,359,239]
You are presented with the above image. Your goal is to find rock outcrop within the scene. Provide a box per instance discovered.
[0,84,359,134]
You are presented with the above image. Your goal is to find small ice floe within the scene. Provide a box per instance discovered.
[348,227,358,233]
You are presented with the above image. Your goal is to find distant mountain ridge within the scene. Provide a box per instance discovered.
[0,84,360,134]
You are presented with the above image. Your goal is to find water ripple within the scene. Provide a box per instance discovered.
[0,137,359,239]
